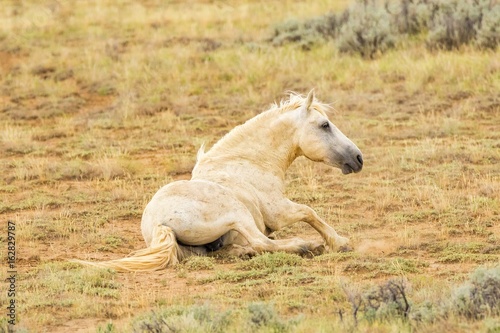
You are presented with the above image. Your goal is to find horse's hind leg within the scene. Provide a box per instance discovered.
[204,237,224,252]
[177,244,208,260]
[208,243,258,258]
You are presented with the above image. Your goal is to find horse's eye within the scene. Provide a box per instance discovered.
[321,122,330,130]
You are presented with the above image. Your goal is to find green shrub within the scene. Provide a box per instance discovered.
[337,1,397,58]
[344,279,411,324]
[132,305,232,333]
[476,3,500,49]
[450,266,500,319]
[342,267,500,327]
[269,14,340,50]
[269,0,499,54]
[410,300,442,323]
[389,0,438,35]
[247,302,299,333]
[426,0,488,49]
[132,303,299,333]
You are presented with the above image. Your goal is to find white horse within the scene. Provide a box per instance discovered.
[75,91,363,271]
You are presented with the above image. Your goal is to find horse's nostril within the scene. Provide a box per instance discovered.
[357,155,363,165]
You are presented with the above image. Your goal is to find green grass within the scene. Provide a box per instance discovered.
[180,256,216,271]
[238,252,303,271]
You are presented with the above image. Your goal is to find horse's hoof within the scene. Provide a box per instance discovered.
[231,245,257,259]
[338,245,353,253]
[242,249,258,258]
[300,242,325,258]
[311,244,326,256]
[335,236,349,247]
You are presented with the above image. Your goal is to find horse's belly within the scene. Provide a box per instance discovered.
[140,180,252,246]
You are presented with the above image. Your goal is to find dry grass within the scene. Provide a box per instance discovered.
[0,0,499,332]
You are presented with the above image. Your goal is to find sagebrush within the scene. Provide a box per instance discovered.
[269,0,500,56]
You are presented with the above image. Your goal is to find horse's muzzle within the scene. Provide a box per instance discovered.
[342,154,363,174]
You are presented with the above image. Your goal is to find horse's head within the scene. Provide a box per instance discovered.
[296,90,363,175]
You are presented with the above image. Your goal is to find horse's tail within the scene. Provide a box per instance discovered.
[72,224,185,272]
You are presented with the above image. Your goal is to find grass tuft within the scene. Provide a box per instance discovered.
[180,256,216,271]
[238,252,303,271]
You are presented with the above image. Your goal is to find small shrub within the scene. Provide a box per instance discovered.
[269,0,499,54]
[344,278,411,324]
[389,0,438,35]
[132,303,299,333]
[410,300,442,323]
[337,1,397,58]
[247,302,299,333]
[133,311,172,333]
[450,266,500,319]
[391,0,500,49]
[133,305,232,333]
[476,3,500,49]
[427,0,481,49]
[269,14,340,50]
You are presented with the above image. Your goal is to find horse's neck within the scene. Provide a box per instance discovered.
[197,110,299,181]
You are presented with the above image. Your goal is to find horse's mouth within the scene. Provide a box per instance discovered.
[342,163,362,175]
[342,164,354,174]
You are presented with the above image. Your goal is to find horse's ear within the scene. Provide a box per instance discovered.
[306,89,314,108]
[303,89,314,115]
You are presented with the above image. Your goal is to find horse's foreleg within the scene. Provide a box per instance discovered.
[301,206,349,250]
[271,200,349,251]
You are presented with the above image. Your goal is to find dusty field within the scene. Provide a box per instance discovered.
[1,1,499,332]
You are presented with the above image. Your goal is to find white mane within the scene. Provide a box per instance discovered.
[269,92,331,116]
[197,93,331,162]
